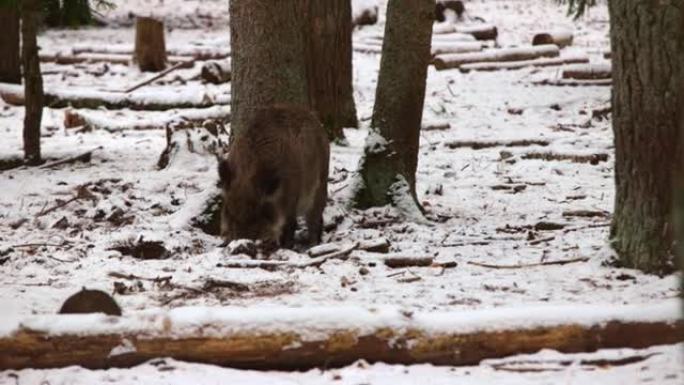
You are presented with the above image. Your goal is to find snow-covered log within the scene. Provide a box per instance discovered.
[63,106,231,132]
[434,23,498,40]
[430,41,483,56]
[39,52,191,66]
[200,60,231,84]
[353,42,383,54]
[532,30,574,48]
[433,45,560,70]
[72,43,230,60]
[562,63,612,80]
[0,301,680,370]
[459,54,589,73]
[0,83,230,111]
[431,32,477,42]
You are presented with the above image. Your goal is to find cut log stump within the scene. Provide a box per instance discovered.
[0,301,680,370]
[134,16,167,72]
[433,45,560,70]
[532,30,574,48]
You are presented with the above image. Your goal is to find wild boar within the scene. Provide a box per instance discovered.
[218,104,329,247]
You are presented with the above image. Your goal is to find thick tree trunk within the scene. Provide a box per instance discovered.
[609,0,683,274]
[306,0,358,141]
[45,0,92,27]
[229,0,310,138]
[0,6,20,84]
[134,17,167,72]
[21,0,44,165]
[354,0,434,209]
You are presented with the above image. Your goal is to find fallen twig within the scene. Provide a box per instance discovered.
[107,272,172,283]
[39,147,103,170]
[528,236,555,245]
[468,257,589,269]
[383,256,434,268]
[522,151,609,164]
[124,60,194,93]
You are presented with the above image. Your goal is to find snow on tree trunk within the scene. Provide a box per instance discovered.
[609,0,683,274]
[229,0,309,138]
[134,17,167,72]
[306,0,358,141]
[0,5,20,84]
[158,122,230,235]
[354,0,434,210]
[21,0,43,165]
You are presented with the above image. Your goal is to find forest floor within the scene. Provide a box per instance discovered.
[0,0,681,383]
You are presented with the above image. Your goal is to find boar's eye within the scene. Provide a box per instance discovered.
[218,159,231,187]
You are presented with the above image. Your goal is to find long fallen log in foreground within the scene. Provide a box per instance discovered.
[433,44,559,70]
[562,62,612,80]
[40,53,193,67]
[459,55,588,73]
[0,301,680,370]
[0,83,230,111]
[71,43,231,60]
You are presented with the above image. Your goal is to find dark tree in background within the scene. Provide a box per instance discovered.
[0,2,20,84]
[608,0,683,274]
[22,0,44,165]
[306,0,358,141]
[354,0,434,209]
[229,0,310,138]
[45,0,92,27]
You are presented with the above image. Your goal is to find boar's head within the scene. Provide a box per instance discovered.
[218,158,286,244]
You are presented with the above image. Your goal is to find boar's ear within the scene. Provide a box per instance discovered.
[259,168,281,196]
[218,159,232,187]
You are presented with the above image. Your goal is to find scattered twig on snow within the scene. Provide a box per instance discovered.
[562,222,611,233]
[108,271,172,284]
[220,242,360,271]
[39,147,103,170]
[522,151,609,164]
[562,210,609,218]
[124,60,194,93]
[383,256,433,268]
[12,241,72,248]
[528,236,555,245]
[468,257,589,269]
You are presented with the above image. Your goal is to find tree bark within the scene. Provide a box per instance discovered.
[21,0,44,165]
[609,0,683,274]
[354,0,434,209]
[306,0,358,140]
[45,0,92,27]
[134,17,167,72]
[0,5,20,84]
[229,0,310,138]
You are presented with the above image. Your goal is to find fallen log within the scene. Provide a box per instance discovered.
[63,106,231,133]
[434,23,498,40]
[39,52,192,67]
[353,42,383,54]
[431,32,478,42]
[521,151,609,164]
[352,0,378,27]
[0,301,680,370]
[431,41,483,56]
[201,60,231,84]
[72,43,231,60]
[459,55,589,73]
[562,63,612,80]
[445,139,550,150]
[532,30,574,48]
[433,45,559,70]
[0,83,230,110]
[531,78,612,87]
[435,0,465,23]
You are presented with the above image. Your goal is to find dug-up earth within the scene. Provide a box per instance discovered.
[0,0,681,384]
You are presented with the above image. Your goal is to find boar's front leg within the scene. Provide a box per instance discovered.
[279,217,297,249]
[305,187,327,246]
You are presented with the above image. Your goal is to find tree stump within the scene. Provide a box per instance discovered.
[134,17,167,72]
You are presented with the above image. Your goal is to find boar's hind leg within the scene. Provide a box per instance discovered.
[280,218,297,249]
[305,184,327,246]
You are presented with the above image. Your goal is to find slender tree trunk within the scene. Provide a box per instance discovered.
[306,0,358,141]
[229,0,310,138]
[0,5,21,84]
[609,0,683,274]
[353,0,434,209]
[46,0,92,27]
[21,0,43,165]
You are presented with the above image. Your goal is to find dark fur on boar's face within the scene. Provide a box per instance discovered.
[218,104,330,247]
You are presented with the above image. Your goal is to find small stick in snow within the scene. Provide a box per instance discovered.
[306,242,360,268]
[383,256,434,268]
[108,272,172,284]
[528,236,555,245]
[39,147,103,170]
[562,223,611,233]
[468,257,589,269]
[124,60,194,93]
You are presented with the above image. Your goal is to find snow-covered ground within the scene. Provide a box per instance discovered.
[0,0,681,383]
